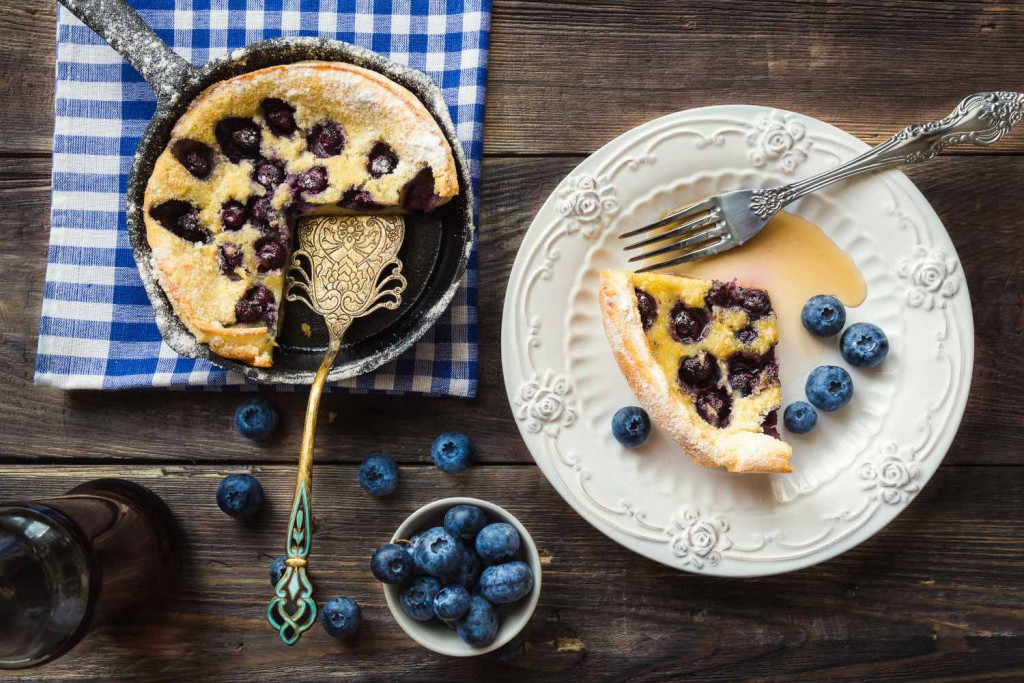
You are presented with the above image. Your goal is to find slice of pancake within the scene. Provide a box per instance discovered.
[600,270,792,474]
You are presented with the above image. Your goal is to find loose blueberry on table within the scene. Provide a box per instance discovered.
[841,322,889,368]
[801,294,847,337]
[234,397,279,440]
[215,473,264,519]
[784,401,818,434]
[805,365,854,412]
[431,431,475,473]
[321,597,361,639]
[611,406,651,447]
[357,453,400,496]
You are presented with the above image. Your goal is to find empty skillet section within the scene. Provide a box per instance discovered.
[59,0,474,385]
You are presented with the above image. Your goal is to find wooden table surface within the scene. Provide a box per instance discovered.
[2,2,1023,681]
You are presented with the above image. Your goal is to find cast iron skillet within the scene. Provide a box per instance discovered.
[59,0,475,384]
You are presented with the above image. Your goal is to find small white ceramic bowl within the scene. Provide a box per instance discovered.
[382,497,542,656]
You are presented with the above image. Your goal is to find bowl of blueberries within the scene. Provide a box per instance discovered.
[372,497,541,656]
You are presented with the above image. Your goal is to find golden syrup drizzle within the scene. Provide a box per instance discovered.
[668,211,867,379]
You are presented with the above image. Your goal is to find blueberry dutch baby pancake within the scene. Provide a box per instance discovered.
[143,61,459,367]
[600,270,792,474]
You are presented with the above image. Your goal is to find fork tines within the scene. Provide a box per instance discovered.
[620,199,728,273]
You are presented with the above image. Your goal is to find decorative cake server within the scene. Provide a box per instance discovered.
[267,214,407,645]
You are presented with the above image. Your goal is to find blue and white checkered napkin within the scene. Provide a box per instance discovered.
[36,0,488,396]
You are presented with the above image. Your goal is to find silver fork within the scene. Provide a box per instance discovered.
[622,91,1024,272]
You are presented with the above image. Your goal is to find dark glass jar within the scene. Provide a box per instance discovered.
[0,479,179,669]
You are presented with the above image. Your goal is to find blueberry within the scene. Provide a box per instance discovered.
[254,237,287,272]
[443,545,482,588]
[611,406,651,447]
[235,285,276,325]
[635,288,657,331]
[307,121,345,158]
[695,386,732,427]
[294,166,328,194]
[841,322,889,368]
[400,166,443,213]
[219,243,244,280]
[234,397,279,440]
[444,505,488,540]
[738,287,773,319]
[357,453,399,496]
[254,159,285,189]
[735,326,758,344]
[678,354,720,391]
[269,556,287,587]
[783,401,818,434]
[727,352,777,398]
[367,142,399,178]
[805,365,854,412]
[475,523,520,565]
[433,584,471,621]
[171,139,214,179]
[371,543,414,584]
[149,200,210,244]
[456,595,499,647]
[762,409,781,440]
[215,117,262,163]
[479,560,534,605]
[321,597,361,639]
[340,187,380,211]
[431,432,474,473]
[669,302,711,343]
[801,295,846,337]
[220,200,247,230]
[260,98,296,137]
[215,473,264,519]
[413,527,462,576]
[399,576,442,621]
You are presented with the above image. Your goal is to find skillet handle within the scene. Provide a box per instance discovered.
[58,0,199,105]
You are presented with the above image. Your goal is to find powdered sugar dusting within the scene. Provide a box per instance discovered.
[117,34,473,384]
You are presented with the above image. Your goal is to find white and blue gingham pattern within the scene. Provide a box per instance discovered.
[36,0,487,396]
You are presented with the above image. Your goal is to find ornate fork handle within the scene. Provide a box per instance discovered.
[751,91,1024,219]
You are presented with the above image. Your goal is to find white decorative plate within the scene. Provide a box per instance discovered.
[500,106,974,576]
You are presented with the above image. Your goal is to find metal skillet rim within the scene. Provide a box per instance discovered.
[126,37,475,386]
